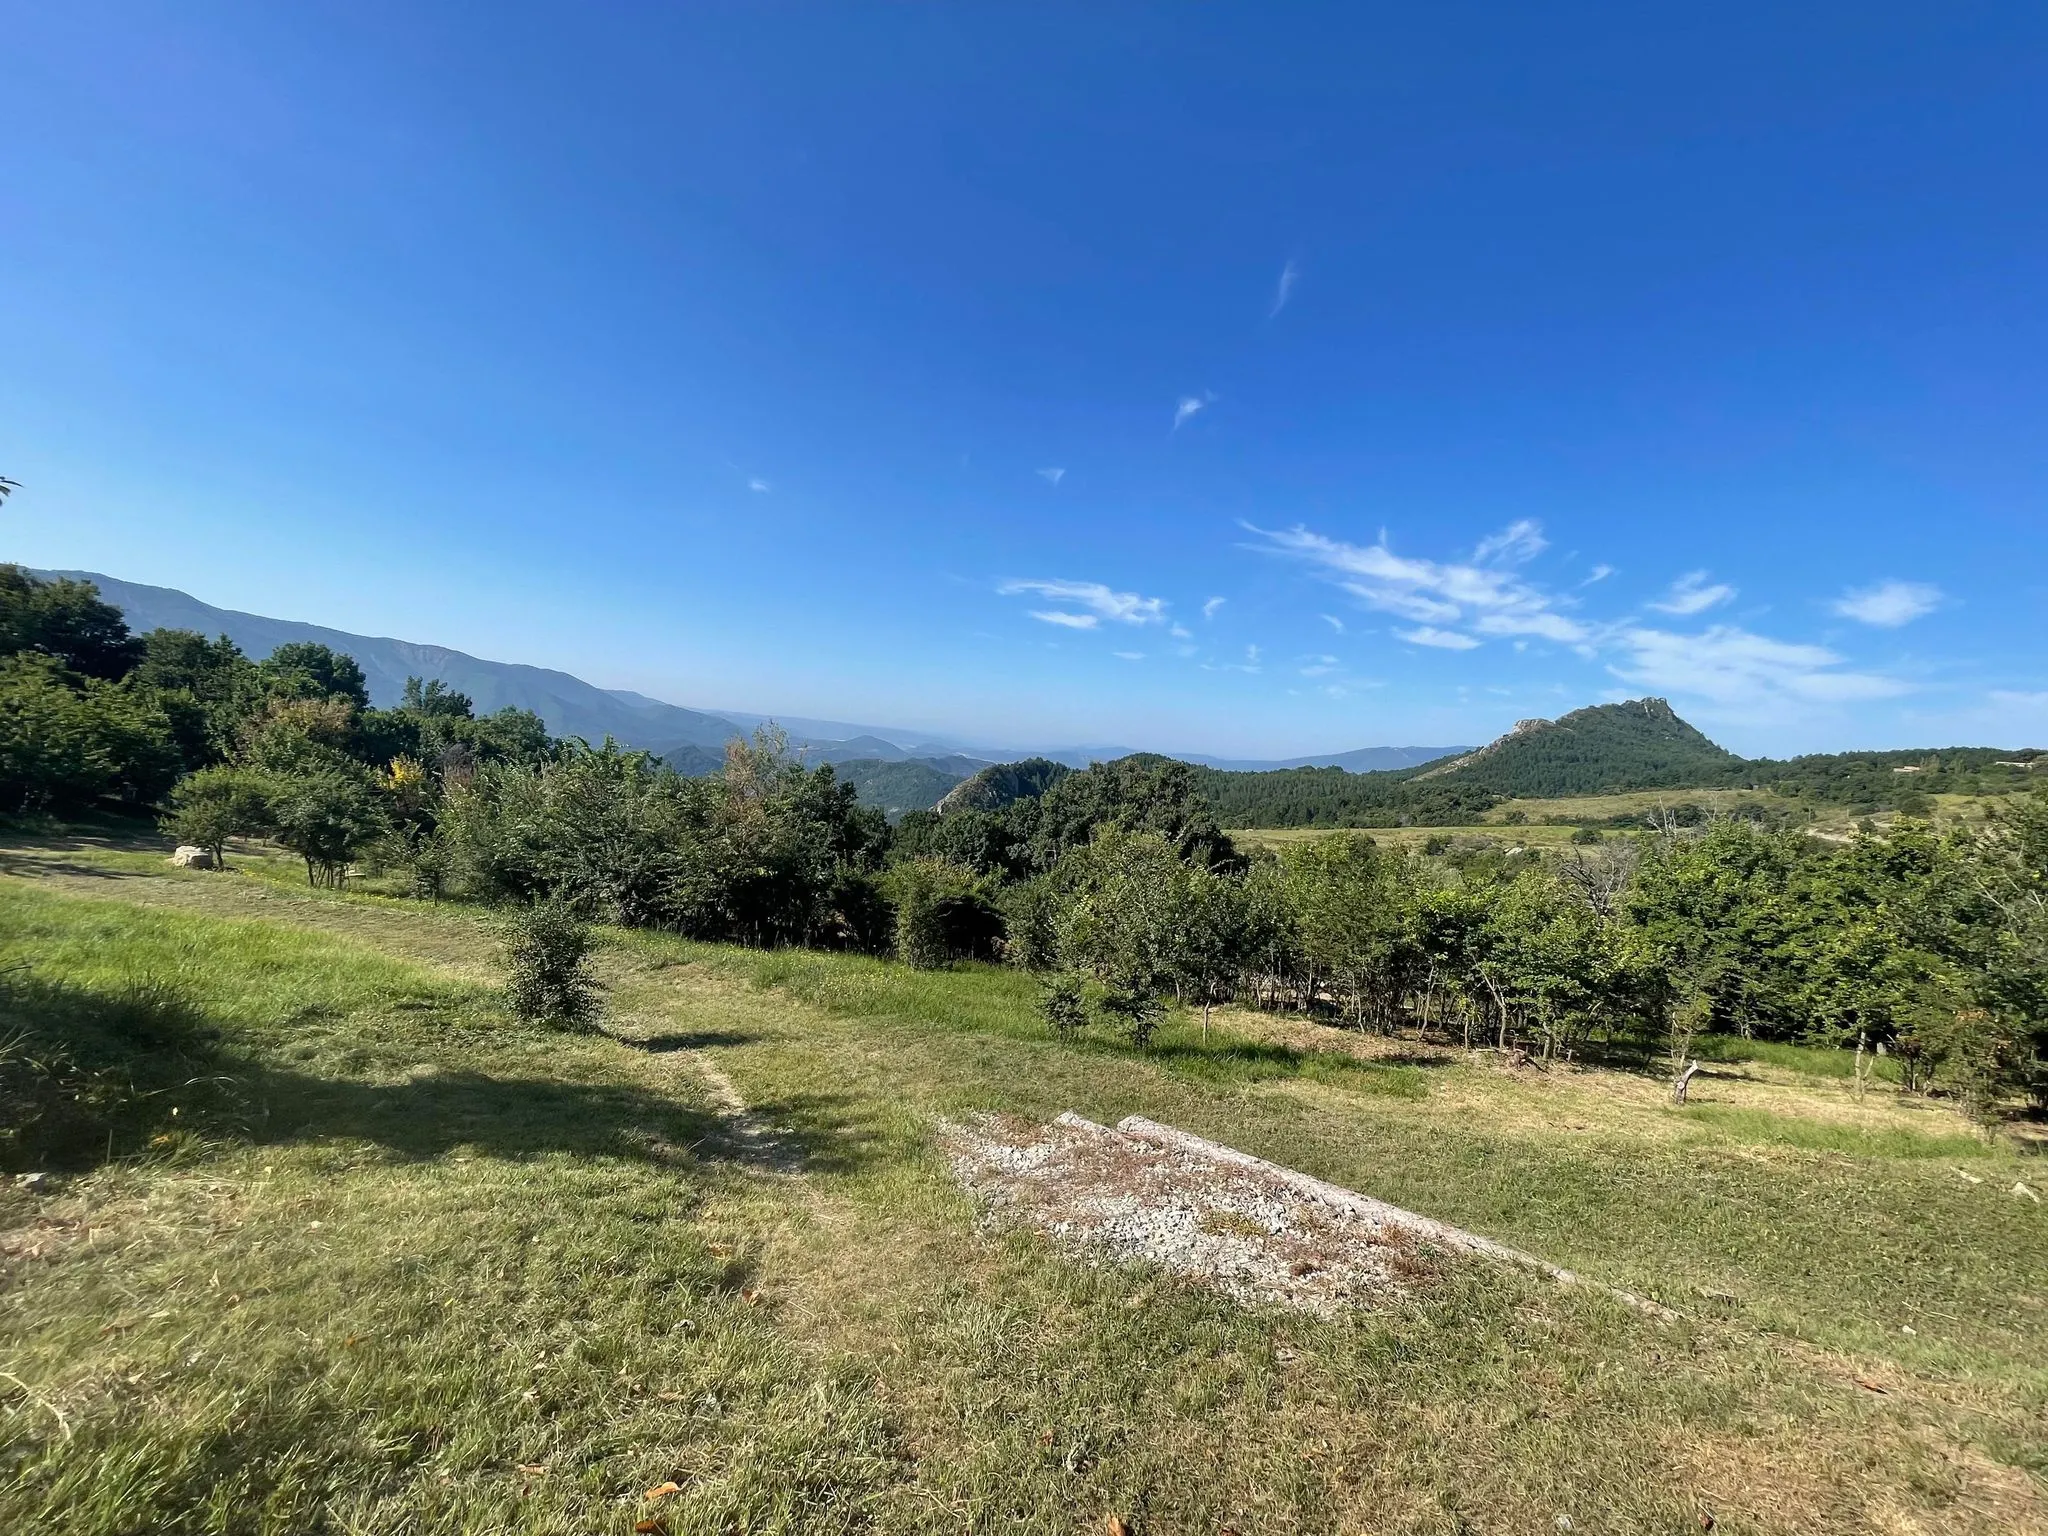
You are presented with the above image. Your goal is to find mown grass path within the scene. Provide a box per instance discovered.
[2,833,2044,1534]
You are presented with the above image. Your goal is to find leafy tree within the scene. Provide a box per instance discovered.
[0,566,144,680]
[259,642,370,709]
[1274,834,1418,1031]
[266,766,386,886]
[1055,828,1184,1048]
[130,629,261,770]
[0,655,180,814]
[401,676,475,717]
[1170,865,1251,1039]
[163,764,271,867]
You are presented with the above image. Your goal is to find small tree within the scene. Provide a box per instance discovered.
[1056,828,1181,1049]
[505,900,603,1030]
[267,767,386,887]
[1171,866,1249,1041]
[163,764,270,868]
[1038,971,1089,1039]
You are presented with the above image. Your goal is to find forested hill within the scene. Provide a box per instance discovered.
[1194,698,2044,828]
[1409,698,1744,796]
[937,758,1073,814]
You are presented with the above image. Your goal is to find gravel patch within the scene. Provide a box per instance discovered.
[940,1111,1451,1313]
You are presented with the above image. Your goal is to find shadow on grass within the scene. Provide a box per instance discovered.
[614,1029,764,1053]
[0,847,160,883]
[0,971,879,1179]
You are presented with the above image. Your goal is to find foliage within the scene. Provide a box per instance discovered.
[503,898,604,1030]
[0,654,180,814]
[441,731,889,947]
[162,764,271,865]
[834,757,973,820]
[1035,970,1088,1037]
[257,640,371,709]
[935,755,1070,813]
[266,764,388,887]
[0,564,145,679]
[888,858,1002,968]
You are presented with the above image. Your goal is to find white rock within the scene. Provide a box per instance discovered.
[169,845,216,869]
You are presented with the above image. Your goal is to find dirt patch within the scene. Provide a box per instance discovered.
[940,1111,1451,1313]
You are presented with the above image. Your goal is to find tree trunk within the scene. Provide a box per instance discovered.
[1672,1059,1702,1104]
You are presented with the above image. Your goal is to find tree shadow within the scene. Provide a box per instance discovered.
[612,1029,764,1053]
[0,846,161,882]
[0,971,882,1179]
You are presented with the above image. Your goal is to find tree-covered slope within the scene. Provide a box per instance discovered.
[835,757,974,819]
[1198,699,1745,827]
[936,757,1073,815]
[1411,698,1745,796]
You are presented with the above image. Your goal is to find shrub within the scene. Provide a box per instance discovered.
[504,901,603,1031]
[1037,971,1088,1038]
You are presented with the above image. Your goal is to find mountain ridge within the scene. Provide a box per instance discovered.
[50,570,1471,773]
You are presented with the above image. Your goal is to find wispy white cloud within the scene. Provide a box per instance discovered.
[747,478,771,494]
[1173,392,1216,431]
[999,579,1168,627]
[1245,644,1262,666]
[1036,467,1066,487]
[1247,520,1589,643]
[1649,570,1736,616]
[1298,654,1340,676]
[1396,626,1483,651]
[1610,625,1908,709]
[1832,579,1941,628]
[1269,258,1300,318]
[1202,596,1226,620]
[1580,563,1614,586]
[1471,519,1547,566]
[1319,613,1345,633]
[1113,651,1144,662]
[1170,623,1193,640]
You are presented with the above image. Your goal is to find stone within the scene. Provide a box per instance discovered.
[170,845,217,869]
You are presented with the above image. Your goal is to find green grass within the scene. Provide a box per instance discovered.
[3,840,2046,1533]
[1673,1103,1991,1160]
[1693,1032,1906,1083]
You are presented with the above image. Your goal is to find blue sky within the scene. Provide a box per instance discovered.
[5,3,2045,757]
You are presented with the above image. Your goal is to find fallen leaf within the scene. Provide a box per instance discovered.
[635,1521,668,1535]
[644,1482,681,1500]
[741,1288,762,1306]
[1037,1429,1056,1447]
[1854,1377,1890,1394]
[657,1391,684,1403]
[1106,1518,1132,1536]
[517,1464,547,1476]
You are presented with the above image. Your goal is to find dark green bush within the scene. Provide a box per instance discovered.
[504,901,603,1031]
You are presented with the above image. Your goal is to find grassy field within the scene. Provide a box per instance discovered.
[3,831,2046,1534]
[1229,788,2030,853]
[1233,823,1593,852]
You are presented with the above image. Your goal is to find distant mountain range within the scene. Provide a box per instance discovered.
[49,571,1468,798]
